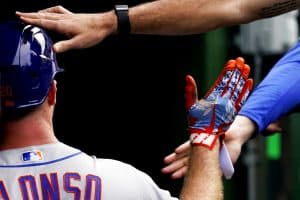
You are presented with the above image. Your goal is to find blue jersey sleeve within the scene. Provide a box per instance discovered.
[238,40,300,134]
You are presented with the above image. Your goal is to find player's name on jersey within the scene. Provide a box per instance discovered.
[0,172,102,199]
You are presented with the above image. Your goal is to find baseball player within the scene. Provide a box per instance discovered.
[0,20,233,200]
[15,2,300,172]
[0,20,255,200]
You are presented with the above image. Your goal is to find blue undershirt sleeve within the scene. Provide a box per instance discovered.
[238,40,300,135]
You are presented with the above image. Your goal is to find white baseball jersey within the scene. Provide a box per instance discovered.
[0,142,178,200]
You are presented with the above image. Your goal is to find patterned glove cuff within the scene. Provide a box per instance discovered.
[189,129,225,150]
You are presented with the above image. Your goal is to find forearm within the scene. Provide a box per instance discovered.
[128,0,300,35]
[180,141,223,200]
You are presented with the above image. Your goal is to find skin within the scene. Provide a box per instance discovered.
[162,115,258,179]
[15,0,300,52]
[0,81,58,150]
[180,140,223,200]
[14,0,295,183]
[1,80,223,199]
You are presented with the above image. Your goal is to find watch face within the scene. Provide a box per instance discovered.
[115,5,128,11]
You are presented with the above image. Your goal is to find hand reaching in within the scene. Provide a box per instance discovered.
[186,57,253,149]
[162,57,253,179]
[16,6,116,53]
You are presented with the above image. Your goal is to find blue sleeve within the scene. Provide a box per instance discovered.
[238,40,300,134]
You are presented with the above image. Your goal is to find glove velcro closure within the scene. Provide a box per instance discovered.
[189,129,225,150]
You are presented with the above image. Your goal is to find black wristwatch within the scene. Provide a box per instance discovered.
[114,5,131,35]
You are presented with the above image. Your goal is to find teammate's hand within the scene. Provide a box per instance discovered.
[186,57,253,149]
[162,57,253,179]
[16,6,116,53]
[161,140,190,179]
[262,120,283,136]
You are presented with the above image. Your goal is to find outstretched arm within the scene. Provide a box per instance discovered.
[16,0,300,52]
[128,0,299,35]
[180,140,223,200]
[179,71,228,199]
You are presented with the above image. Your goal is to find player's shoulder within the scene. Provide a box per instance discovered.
[93,157,138,171]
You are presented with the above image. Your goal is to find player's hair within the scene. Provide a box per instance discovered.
[0,20,63,121]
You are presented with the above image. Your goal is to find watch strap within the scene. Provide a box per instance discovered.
[114,5,131,35]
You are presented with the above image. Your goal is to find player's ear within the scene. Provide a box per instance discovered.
[47,80,57,106]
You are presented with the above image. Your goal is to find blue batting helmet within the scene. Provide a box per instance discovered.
[0,21,63,110]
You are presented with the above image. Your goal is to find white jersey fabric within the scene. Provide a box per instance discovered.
[0,142,178,200]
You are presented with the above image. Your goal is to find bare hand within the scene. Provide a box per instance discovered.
[161,140,190,179]
[263,120,283,136]
[161,128,245,179]
[16,5,117,53]
[161,138,242,179]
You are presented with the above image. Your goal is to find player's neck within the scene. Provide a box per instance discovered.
[0,112,58,150]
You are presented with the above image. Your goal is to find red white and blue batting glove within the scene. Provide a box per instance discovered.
[185,57,253,178]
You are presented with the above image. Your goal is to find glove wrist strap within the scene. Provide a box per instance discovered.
[190,131,224,150]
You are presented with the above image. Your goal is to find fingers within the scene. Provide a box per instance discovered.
[235,78,253,110]
[170,166,188,179]
[174,140,191,154]
[16,6,72,15]
[16,8,73,31]
[161,156,189,179]
[38,5,73,14]
[185,75,198,110]
[163,152,177,164]
[263,120,283,136]
[214,57,252,111]
[162,154,189,170]
[204,57,252,107]
[16,15,61,31]
[222,57,250,100]
[161,141,190,179]
[16,12,65,21]
[53,38,77,53]
[202,57,253,114]
[236,57,250,78]
[204,59,236,100]
[53,41,68,53]
[163,141,190,164]
[266,121,283,133]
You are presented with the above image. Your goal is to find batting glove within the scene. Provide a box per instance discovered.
[185,57,253,178]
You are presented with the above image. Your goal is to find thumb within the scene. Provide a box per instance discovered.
[53,40,72,53]
[185,75,198,110]
[53,36,82,53]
